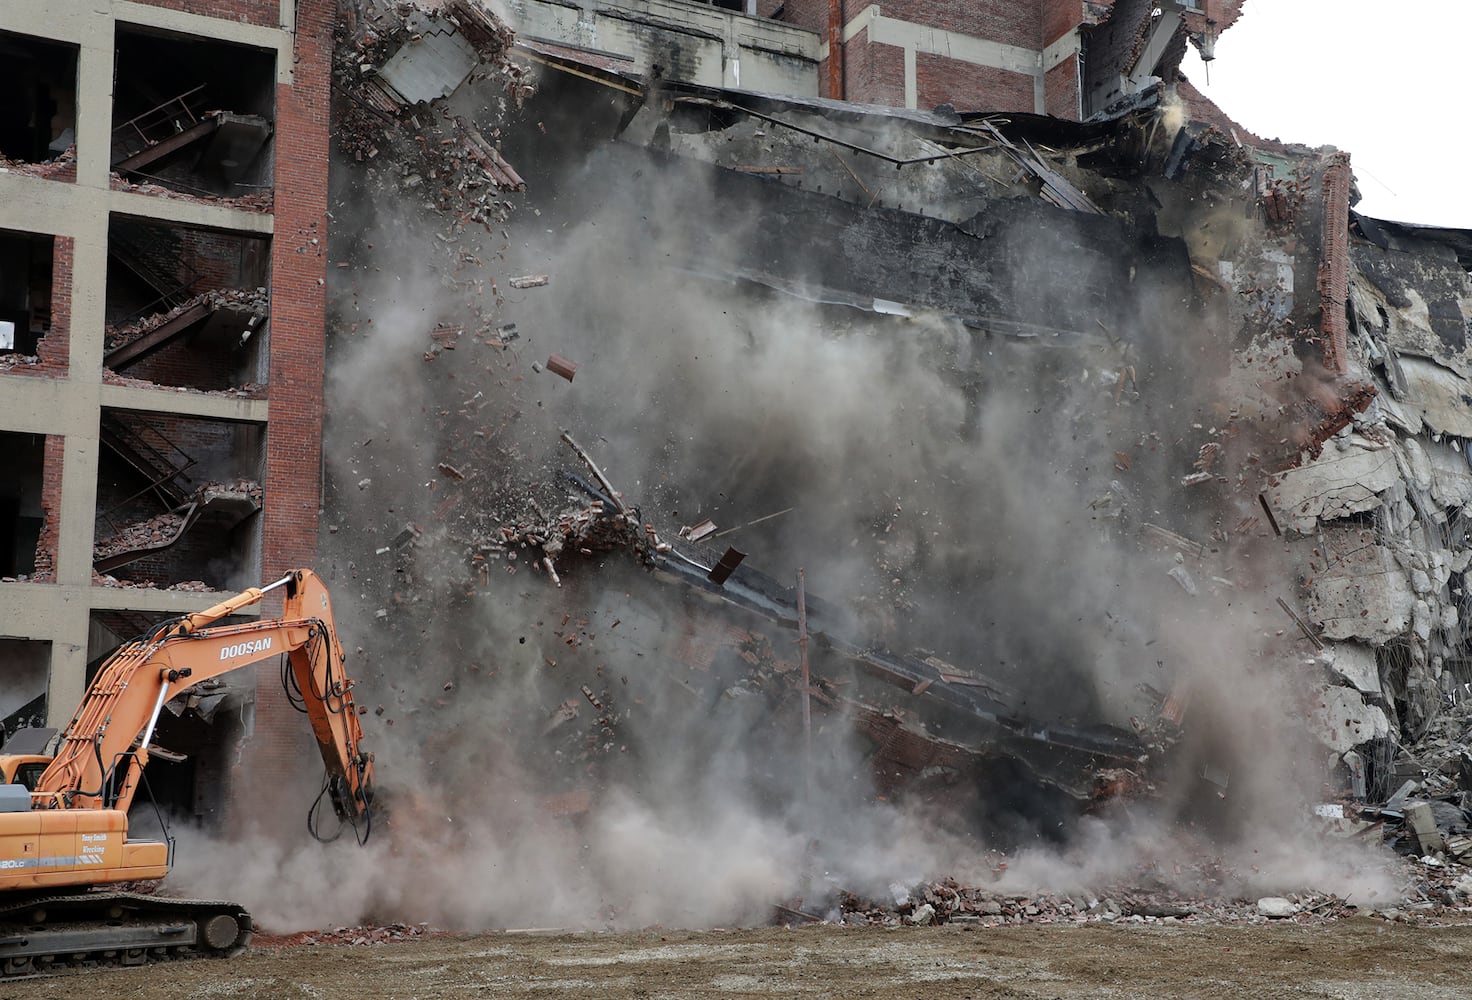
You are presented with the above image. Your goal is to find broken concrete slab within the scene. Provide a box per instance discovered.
[1305,527,1415,644]
[1404,801,1446,856]
[1395,356,1472,438]
[1422,439,1472,510]
[1307,686,1390,754]
[1268,441,1400,534]
[1256,897,1298,919]
[1317,643,1381,697]
[905,902,936,925]
[375,11,479,104]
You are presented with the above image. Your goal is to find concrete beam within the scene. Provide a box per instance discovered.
[0,5,106,45]
[110,190,275,235]
[0,584,88,642]
[0,580,259,631]
[0,578,258,727]
[88,584,258,615]
[99,383,270,423]
[0,176,107,238]
[0,376,97,437]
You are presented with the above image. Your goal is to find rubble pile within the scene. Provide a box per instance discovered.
[334,0,529,240]
[105,287,270,354]
[99,369,266,397]
[824,876,1357,928]
[1359,698,1472,870]
[0,145,77,181]
[1397,702,1472,803]
[90,571,214,592]
[108,173,273,212]
[483,500,663,586]
[93,479,262,574]
[257,922,433,948]
[203,479,264,504]
[94,510,189,561]
[817,879,1472,927]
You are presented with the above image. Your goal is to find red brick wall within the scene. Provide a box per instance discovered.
[30,435,64,583]
[37,237,70,373]
[241,0,333,831]
[131,0,284,29]
[1044,57,1079,118]
[178,229,268,293]
[779,0,830,34]
[843,27,905,107]
[2,235,68,378]
[117,341,242,391]
[1043,0,1083,44]
[884,0,1042,48]
[12,235,68,578]
[916,53,1034,113]
[1317,152,1351,375]
[783,0,1051,47]
[1184,0,1245,37]
[785,3,1053,112]
[1174,79,1284,151]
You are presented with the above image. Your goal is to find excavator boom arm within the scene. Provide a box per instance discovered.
[34,570,374,821]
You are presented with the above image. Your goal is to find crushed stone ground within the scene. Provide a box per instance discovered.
[3,922,1471,999]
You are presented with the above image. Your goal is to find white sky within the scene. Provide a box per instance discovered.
[1178,0,1471,228]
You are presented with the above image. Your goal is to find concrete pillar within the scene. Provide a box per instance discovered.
[903,45,917,110]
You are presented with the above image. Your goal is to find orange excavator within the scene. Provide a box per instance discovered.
[0,569,376,976]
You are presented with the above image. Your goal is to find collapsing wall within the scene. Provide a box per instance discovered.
[1273,218,1472,796]
[167,0,1472,929]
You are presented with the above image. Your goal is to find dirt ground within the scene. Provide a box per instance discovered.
[2,920,1470,999]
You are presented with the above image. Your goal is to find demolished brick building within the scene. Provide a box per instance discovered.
[320,0,1472,852]
[7,0,1472,917]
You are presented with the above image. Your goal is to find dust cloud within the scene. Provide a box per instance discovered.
[161,62,1398,929]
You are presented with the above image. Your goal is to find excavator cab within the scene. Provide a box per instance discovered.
[0,755,51,791]
[0,727,57,791]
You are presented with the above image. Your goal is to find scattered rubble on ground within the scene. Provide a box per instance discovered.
[256,923,436,948]
[814,875,1359,928]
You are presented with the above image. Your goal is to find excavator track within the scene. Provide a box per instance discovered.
[0,891,252,978]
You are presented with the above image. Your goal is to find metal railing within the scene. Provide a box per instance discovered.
[112,84,208,154]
